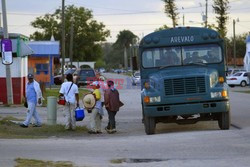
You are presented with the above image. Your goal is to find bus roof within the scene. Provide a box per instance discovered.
[140,27,223,48]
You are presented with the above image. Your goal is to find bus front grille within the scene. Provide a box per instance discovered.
[164,77,206,96]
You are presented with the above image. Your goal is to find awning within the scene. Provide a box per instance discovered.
[0,39,33,57]
[28,41,60,57]
[19,40,33,56]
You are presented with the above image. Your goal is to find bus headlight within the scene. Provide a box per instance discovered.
[210,72,218,87]
[211,92,221,98]
[150,96,161,103]
[211,90,228,98]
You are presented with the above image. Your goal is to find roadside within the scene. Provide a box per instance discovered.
[228,85,250,93]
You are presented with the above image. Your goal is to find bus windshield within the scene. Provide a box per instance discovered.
[142,44,222,68]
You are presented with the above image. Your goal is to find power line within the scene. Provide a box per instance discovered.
[106,23,165,26]
[66,0,154,13]
[5,2,250,17]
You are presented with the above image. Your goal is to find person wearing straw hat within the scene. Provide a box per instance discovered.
[104,80,123,134]
[59,73,79,130]
[83,81,103,134]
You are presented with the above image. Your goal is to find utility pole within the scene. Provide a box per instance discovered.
[183,14,185,26]
[0,12,2,27]
[2,0,13,105]
[69,17,74,68]
[233,19,236,68]
[205,0,208,28]
[182,7,185,26]
[124,46,128,70]
[61,0,65,82]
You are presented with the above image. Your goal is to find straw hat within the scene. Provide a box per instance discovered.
[99,76,105,81]
[82,94,96,109]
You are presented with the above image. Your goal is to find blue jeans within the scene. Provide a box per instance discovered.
[23,102,42,126]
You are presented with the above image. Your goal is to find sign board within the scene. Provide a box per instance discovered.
[1,39,13,65]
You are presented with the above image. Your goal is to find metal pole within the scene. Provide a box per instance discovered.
[205,0,208,28]
[233,19,236,68]
[2,0,13,105]
[183,14,185,26]
[0,12,2,27]
[61,0,65,82]
[69,17,74,68]
[124,46,128,70]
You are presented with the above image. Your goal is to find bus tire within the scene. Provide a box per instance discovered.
[218,111,230,130]
[144,116,156,135]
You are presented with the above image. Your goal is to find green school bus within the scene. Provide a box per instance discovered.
[139,27,230,135]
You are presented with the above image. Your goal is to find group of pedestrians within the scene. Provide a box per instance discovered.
[86,79,123,134]
[20,73,123,135]
[60,73,123,134]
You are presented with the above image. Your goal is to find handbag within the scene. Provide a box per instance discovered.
[58,96,66,105]
[75,107,85,121]
[24,101,28,108]
[58,82,74,105]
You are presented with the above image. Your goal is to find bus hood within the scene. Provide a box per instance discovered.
[151,66,217,79]
[146,66,218,104]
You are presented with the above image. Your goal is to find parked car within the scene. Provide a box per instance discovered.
[54,68,76,85]
[226,69,246,76]
[131,71,140,85]
[114,69,127,74]
[226,72,250,87]
[74,68,96,87]
[98,68,106,73]
[113,69,122,74]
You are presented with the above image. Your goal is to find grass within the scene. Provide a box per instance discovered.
[233,90,250,94]
[43,88,90,106]
[0,116,88,139]
[110,158,126,164]
[15,158,74,167]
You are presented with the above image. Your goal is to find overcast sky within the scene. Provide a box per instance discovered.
[1,0,250,42]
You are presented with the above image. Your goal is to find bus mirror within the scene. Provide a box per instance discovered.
[132,56,138,71]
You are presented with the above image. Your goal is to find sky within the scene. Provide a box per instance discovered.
[1,0,250,42]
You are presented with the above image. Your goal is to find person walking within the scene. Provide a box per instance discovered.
[104,80,123,134]
[88,81,104,134]
[59,73,79,130]
[20,73,43,128]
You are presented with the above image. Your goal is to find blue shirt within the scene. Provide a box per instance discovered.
[26,82,37,104]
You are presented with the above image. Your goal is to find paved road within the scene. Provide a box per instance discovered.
[1,73,250,167]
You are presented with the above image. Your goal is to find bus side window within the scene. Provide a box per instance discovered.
[143,52,153,68]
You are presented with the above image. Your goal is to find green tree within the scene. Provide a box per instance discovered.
[113,30,138,69]
[155,24,169,31]
[226,33,248,60]
[101,43,121,69]
[30,5,110,61]
[162,0,179,28]
[212,0,230,38]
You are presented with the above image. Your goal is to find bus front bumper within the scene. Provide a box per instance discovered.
[143,100,230,117]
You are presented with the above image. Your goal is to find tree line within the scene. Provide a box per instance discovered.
[162,0,248,65]
[30,1,248,69]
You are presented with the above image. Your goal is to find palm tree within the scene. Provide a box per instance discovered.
[162,0,179,28]
[114,30,137,69]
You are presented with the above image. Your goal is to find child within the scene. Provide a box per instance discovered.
[88,81,103,134]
